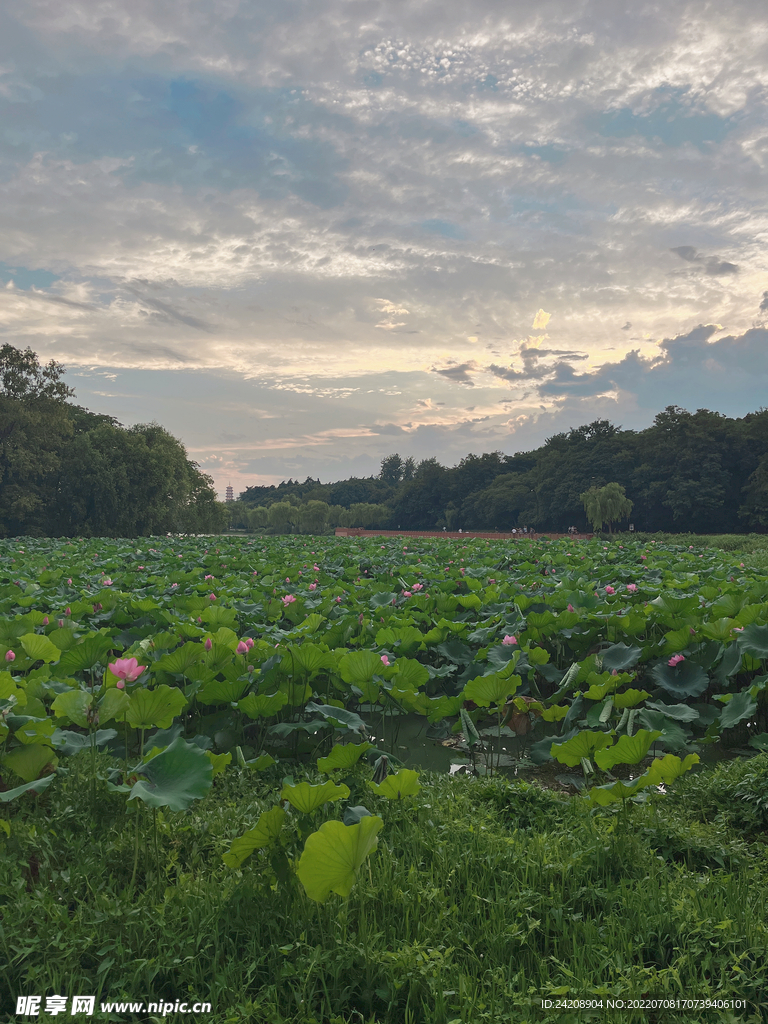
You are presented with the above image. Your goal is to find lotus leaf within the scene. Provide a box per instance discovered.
[594,729,662,770]
[317,742,372,773]
[550,731,613,767]
[281,780,350,813]
[297,814,383,902]
[129,737,212,811]
[368,768,420,799]
[126,685,187,730]
[223,805,286,868]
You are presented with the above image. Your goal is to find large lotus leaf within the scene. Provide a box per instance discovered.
[711,593,748,617]
[237,691,288,719]
[650,660,710,699]
[541,703,569,721]
[714,642,742,684]
[423,693,465,723]
[737,624,768,661]
[594,729,662,771]
[294,613,325,635]
[126,685,187,730]
[463,673,521,708]
[650,593,699,616]
[588,774,652,805]
[584,676,620,701]
[717,689,758,730]
[550,731,613,767]
[368,768,421,800]
[306,702,367,735]
[290,643,334,677]
[0,673,27,707]
[129,737,212,811]
[153,641,205,675]
[646,753,700,785]
[339,650,386,685]
[50,728,117,755]
[613,689,650,709]
[637,710,691,751]
[297,814,384,902]
[51,689,92,728]
[12,716,56,746]
[644,700,700,722]
[20,633,62,664]
[3,743,58,782]
[56,635,113,674]
[280,779,350,813]
[318,742,372,773]
[0,774,55,801]
[201,605,238,628]
[205,751,232,777]
[375,627,425,656]
[436,639,473,665]
[222,805,286,868]
[748,734,768,752]
[391,658,430,689]
[197,677,251,706]
[370,591,397,608]
[456,593,482,611]
[662,628,694,654]
[700,618,738,643]
[98,687,130,725]
[601,642,641,671]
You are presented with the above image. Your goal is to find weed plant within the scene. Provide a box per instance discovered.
[2,755,768,1024]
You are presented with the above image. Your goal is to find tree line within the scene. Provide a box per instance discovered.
[0,345,228,537]
[239,408,768,534]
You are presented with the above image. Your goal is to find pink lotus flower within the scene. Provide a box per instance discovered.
[567,604,575,612]
[380,655,390,666]
[285,577,290,583]
[412,582,423,591]
[209,593,216,601]
[67,577,72,585]
[103,578,113,586]
[65,607,71,616]
[115,680,125,689]
[58,619,64,628]
[171,582,179,589]
[205,574,214,580]
[236,641,248,654]
[336,596,343,604]
[308,582,317,591]
[627,584,637,592]
[5,650,15,662]
[402,591,412,598]
[42,616,49,625]
[109,657,145,682]
[282,594,297,606]
[640,555,647,560]
[137,566,145,570]
[204,638,212,650]
[668,654,685,668]
[605,585,615,595]
[313,564,320,571]
[245,637,254,649]
[502,635,518,646]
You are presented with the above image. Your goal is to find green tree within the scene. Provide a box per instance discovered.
[379,453,404,485]
[580,482,633,534]
[268,501,296,533]
[298,499,330,534]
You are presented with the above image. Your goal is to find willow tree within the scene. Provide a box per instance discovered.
[580,482,633,534]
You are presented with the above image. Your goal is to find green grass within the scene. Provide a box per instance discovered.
[3,755,768,1024]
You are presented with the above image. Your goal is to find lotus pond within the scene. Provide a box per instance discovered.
[2,534,768,1023]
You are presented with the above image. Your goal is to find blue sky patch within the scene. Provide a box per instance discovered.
[0,262,60,290]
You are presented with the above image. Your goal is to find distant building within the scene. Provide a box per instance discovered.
[225,484,234,503]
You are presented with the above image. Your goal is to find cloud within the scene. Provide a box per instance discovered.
[124,287,215,331]
[3,0,768,495]
[433,361,479,386]
[670,247,738,276]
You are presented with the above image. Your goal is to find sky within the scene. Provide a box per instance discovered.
[2,0,768,498]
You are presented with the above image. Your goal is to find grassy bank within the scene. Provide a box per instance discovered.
[3,754,768,1024]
